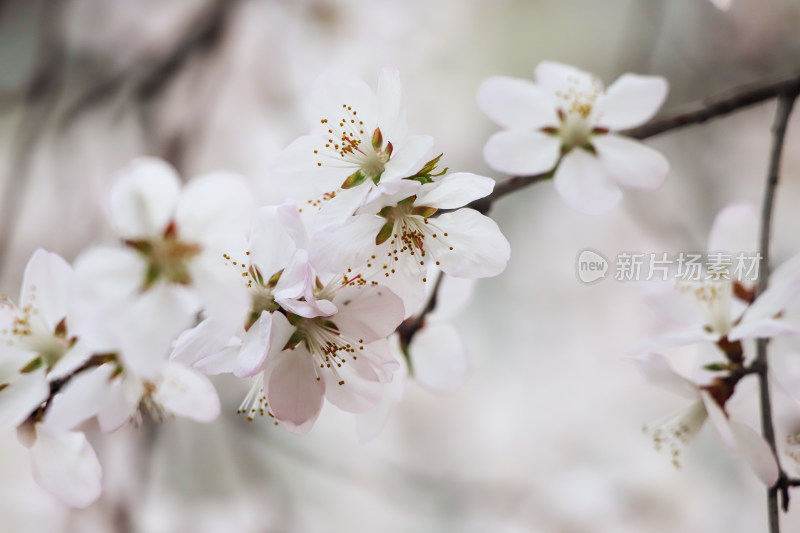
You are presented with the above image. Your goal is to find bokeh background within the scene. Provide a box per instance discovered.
[2,0,800,531]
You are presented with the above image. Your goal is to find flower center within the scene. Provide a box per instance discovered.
[677,279,733,335]
[125,221,202,289]
[559,112,592,150]
[287,315,363,386]
[1,295,74,372]
[644,401,707,468]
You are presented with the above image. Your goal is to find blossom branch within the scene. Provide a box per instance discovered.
[467,71,800,215]
[754,89,798,532]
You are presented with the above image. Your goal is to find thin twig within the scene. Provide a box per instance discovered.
[754,90,798,533]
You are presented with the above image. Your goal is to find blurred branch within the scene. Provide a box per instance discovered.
[754,89,798,533]
[466,70,800,215]
[396,271,444,369]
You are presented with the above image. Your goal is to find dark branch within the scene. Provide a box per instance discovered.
[754,90,798,532]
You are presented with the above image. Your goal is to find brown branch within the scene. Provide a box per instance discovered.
[754,90,798,533]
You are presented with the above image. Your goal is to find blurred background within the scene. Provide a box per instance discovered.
[2,0,800,531]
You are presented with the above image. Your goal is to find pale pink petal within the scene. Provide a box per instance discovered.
[0,368,48,431]
[729,318,799,341]
[707,204,758,254]
[353,339,399,383]
[553,149,623,214]
[409,324,469,394]
[381,135,434,182]
[477,76,559,130]
[274,249,337,318]
[415,173,494,209]
[175,173,255,246]
[627,353,699,400]
[534,61,600,101]
[19,250,72,332]
[729,421,780,485]
[267,349,325,433]
[426,209,510,278]
[356,350,407,443]
[276,202,310,250]
[593,74,668,130]
[109,157,181,238]
[593,134,669,190]
[155,362,220,423]
[42,364,116,433]
[234,311,293,378]
[332,285,405,343]
[323,371,382,414]
[629,327,720,353]
[483,130,560,176]
[376,65,407,141]
[30,427,102,508]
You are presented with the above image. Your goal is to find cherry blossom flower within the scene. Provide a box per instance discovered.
[0,250,91,432]
[631,353,778,484]
[71,158,255,366]
[310,172,510,315]
[478,61,669,213]
[272,66,434,224]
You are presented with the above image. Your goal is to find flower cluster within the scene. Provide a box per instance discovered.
[630,204,800,484]
[0,67,511,507]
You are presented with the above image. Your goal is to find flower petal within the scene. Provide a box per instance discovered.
[267,350,325,433]
[333,285,405,343]
[235,311,293,378]
[309,214,386,274]
[702,390,737,450]
[627,353,699,400]
[322,358,382,414]
[729,421,780,485]
[741,275,800,323]
[409,324,469,394]
[553,149,623,214]
[629,327,720,353]
[19,249,72,333]
[477,76,559,130]
[707,204,758,255]
[381,135,434,182]
[593,134,669,190]
[109,157,181,238]
[30,427,102,508]
[415,172,494,209]
[0,368,48,431]
[426,209,511,279]
[377,65,407,142]
[534,61,600,101]
[42,364,116,433]
[483,130,560,176]
[155,362,220,423]
[593,74,668,130]
[729,318,799,341]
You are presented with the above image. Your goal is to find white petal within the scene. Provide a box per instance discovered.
[772,252,800,286]
[428,276,476,320]
[477,76,559,130]
[627,353,699,400]
[707,204,758,254]
[729,318,799,341]
[267,350,325,433]
[729,421,780,485]
[234,311,293,378]
[377,65,407,141]
[553,149,623,214]
[19,250,73,332]
[701,390,737,450]
[0,368,48,431]
[356,349,407,443]
[155,362,220,423]
[274,249,337,318]
[175,172,254,247]
[333,285,405,343]
[44,364,117,434]
[276,202,309,250]
[381,135,434,182]
[593,134,669,190]
[71,245,146,313]
[190,252,250,332]
[356,339,400,383]
[48,340,93,381]
[409,324,469,394]
[629,327,720,353]
[248,207,297,280]
[309,215,385,274]
[427,209,511,278]
[593,74,668,130]
[109,157,180,238]
[30,427,102,508]
[483,130,560,176]
[271,135,348,200]
[170,318,240,370]
[743,274,800,323]
[534,61,600,101]
[311,69,378,134]
[97,376,142,433]
[709,0,731,10]
[415,172,495,209]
